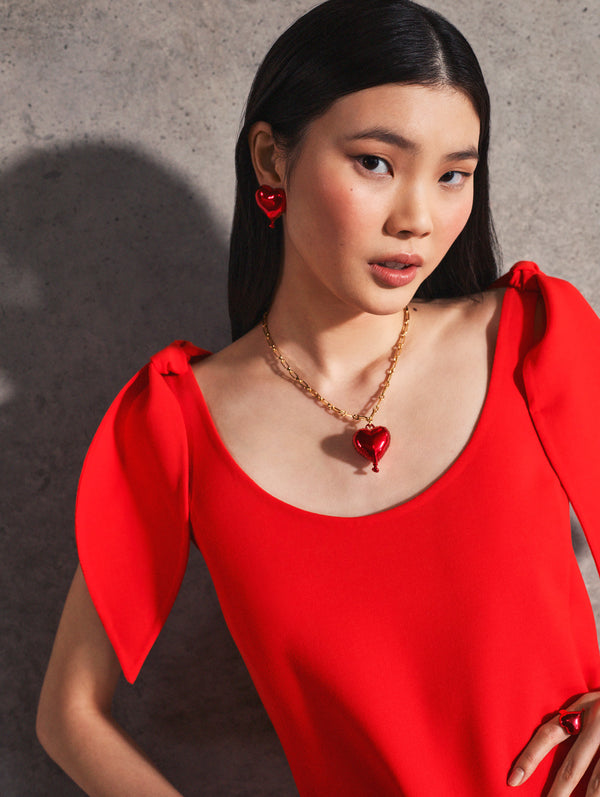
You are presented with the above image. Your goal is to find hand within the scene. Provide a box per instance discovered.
[508,693,600,795]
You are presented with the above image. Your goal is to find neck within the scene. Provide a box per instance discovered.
[265,282,410,391]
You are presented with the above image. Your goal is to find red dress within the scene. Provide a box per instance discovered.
[76,262,600,796]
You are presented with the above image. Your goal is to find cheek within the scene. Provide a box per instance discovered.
[323,187,368,241]
[440,192,474,244]
[292,171,367,247]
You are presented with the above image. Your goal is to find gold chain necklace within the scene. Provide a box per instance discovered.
[261,307,410,472]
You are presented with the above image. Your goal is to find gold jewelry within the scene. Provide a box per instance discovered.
[261,307,410,472]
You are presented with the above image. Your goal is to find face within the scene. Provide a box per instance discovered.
[275,83,480,316]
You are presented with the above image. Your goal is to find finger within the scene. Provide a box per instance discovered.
[586,755,600,797]
[508,718,570,787]
[547,705,600,797]
[547,735,595,797]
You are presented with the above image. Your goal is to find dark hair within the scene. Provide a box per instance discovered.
[228,0,499,340]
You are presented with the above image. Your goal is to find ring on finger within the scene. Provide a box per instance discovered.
[557,709,583,735]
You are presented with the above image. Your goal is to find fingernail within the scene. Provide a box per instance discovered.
[508,767,525,787]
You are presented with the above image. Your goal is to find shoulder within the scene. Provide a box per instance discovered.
[495,260,599,344]
[190,325,268,400]
[494,261,597,311]
[80,340,213,496]
[409,283,505,358]
[149,339,210,376]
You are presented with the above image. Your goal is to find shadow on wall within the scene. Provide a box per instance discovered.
[0,143,298,796]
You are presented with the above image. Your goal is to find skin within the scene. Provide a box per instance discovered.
[36,566,183,796]
[196,84,498,518]
[508,694,600,794]
[38,82,599,794]
[267,84,480,323]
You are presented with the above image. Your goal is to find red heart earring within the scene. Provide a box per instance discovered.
[255,185,286,228]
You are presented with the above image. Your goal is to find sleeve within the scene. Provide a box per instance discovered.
[75,346,194,683]
[504,261,600,567]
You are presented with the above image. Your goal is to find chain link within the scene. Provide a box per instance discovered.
[262,307,410,424]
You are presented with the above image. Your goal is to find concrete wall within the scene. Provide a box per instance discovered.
[1,1,598,794]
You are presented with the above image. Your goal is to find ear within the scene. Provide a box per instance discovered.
[248,121,286,187]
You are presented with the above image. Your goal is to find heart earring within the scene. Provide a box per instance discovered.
[255,185,286,228]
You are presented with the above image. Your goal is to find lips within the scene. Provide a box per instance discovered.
[368,262,419,288]
[370,254,423,270]
[376,261,413,271]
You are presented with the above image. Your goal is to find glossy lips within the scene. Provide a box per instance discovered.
[369,263,419,288]
[353,426,391,472]
[255,186,286,227]
[368,254,422,288]
[374,253,423,269]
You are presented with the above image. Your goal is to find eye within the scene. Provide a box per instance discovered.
[356,155,392,175]
[439,170,471,187]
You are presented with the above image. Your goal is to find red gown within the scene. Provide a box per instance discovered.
[76,262,600,795]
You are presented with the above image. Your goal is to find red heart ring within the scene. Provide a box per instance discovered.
[255,186,286,227]
[353,425,391,473]
[558,710,583,735]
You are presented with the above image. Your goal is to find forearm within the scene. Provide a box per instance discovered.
[37,702,183,797]
[38,566,184,795]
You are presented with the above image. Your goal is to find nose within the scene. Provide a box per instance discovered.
[384,183,432,239]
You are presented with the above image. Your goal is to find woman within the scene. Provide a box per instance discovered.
[36,0,600,794]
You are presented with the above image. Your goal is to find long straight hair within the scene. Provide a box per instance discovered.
[229,0,499,340]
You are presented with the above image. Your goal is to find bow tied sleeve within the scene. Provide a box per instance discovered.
[498,262,600,565]
[76,341,206,682]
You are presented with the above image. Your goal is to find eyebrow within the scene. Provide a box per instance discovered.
[345,127,479,162]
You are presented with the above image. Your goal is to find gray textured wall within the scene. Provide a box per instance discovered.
[1,1,598,795]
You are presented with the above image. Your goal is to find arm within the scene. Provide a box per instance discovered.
[504,264,600,794]
[36,566,183,797]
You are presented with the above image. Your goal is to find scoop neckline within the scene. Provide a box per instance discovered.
[186,287,512,521]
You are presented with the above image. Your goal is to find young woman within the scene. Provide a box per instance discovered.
[37,0,600,794]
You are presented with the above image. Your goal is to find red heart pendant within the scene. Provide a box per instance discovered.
[352,425,391,472]
[558,711,582,735]
[255,185,286,227]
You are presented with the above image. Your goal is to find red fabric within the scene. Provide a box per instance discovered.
[495,261,600,565]
[75,342,207,682]
[76,263,600,794]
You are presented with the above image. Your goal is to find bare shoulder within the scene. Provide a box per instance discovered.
[459,286,506,341]
[190,325,270,405]
[409,286,506,350]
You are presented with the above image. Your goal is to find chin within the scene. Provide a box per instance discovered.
[349,292,419,318]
